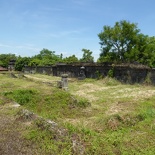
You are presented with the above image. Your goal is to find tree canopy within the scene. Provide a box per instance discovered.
[80,48,94,63]
[63,55,79,64]
[0,54,16,68]
[15,56,30,71]
[98,20,140,62]
[98,20,155,67]
[30,48,61,66]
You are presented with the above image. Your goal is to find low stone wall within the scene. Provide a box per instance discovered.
[24,66,53,75]
[114,67,149,84]
[23,64,155,84]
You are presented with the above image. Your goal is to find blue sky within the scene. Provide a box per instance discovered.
[0,0,155,60]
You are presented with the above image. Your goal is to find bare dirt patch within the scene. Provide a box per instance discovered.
[0,103,42,155]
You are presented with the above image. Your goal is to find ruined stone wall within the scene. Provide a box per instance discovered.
[24,66,52,75]
[24,66,36,74]
[52,65,81,77]
[23,64,155,84]
[35,66,52,75]
[150,69,155,84]
[113,67,149,84]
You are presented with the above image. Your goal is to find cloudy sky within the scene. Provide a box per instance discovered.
[0,0,155,60]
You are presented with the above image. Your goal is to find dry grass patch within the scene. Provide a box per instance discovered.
[111,87,155,100]
[106,101,136,115]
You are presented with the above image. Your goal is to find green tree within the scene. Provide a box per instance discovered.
[98,20,140,62]
[28,58,42,67]
[80,48,94,62]
[139,36,155,67]
[15,56,30,71]
[30,48,61,66]
[126,35,155,67]
[0,54,16,67]
[63,55,79,63]
[123,33,147,62]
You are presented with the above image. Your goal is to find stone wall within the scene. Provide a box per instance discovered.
[150,69,155,84]
[24,66,53,75]
[113,67,149,84]
[23,63,155,84]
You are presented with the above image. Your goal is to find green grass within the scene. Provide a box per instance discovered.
[4,89,90,120]
[1,73,155,154]
[24,125,72,154]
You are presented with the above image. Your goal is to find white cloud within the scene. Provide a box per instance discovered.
[0,43,41,56]
[0,43,39,51]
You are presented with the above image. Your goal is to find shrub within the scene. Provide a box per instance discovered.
[144,72,152,85]
[45,89,90,108]
[77,98,91,108]
[108,68,114,78]
[4,89,38,105]
[95,70,103,79]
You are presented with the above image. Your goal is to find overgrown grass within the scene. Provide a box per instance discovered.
[24,125,72,154]
[4,89,38,105]
[1,73,155,154]
[4,88,91,120]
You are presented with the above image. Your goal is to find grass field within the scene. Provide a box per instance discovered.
[0,73,155,154]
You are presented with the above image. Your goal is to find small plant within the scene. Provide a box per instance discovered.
[144,72,152,85]
[138,108,155,120]
[103,77,120,86]
[95,70,103,80]
[108,69,114,78]
[106,114,123,130]
[108,65,115,78]
[77,98,91,108]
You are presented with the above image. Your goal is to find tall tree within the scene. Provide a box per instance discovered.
[139,36,155,67]
[80,48,94,62]
[98,20,140,62]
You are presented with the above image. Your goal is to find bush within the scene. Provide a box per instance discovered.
[4,89,38,105]
[108,68,114,78]
[95,70,103,79]
[77,98,91,108]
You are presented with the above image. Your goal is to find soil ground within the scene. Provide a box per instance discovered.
[0,102,42,155]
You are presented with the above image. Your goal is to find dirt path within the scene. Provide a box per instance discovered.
[0,103,41,155]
